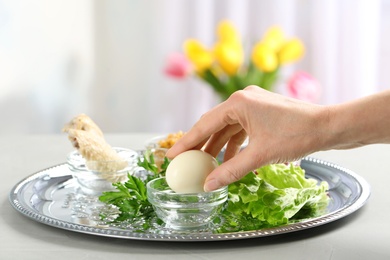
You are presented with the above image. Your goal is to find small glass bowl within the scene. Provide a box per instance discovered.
[144,135,170,169]
[147,177,228,230]
[67,147,139,193]
[145,133,184,151]
[145,135,168,150]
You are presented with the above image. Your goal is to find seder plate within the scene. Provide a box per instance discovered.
[9,157,370,242]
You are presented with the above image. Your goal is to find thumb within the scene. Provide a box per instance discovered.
[204,146,262,191]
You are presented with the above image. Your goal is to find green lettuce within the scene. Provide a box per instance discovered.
[217,163,329,232]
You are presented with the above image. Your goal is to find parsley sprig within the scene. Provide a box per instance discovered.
[137,152,170,178]
[98,153,169,223]
[99,174,153,222]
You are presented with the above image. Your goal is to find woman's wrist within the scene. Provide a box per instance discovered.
[324,90,390,150]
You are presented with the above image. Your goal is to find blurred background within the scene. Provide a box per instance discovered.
[0,0,388,134]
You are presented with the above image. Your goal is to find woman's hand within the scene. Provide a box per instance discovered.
[166,86,330,191]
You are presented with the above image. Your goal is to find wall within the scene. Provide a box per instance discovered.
[0,0,387,134]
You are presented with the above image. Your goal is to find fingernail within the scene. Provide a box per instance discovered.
[204,179,220,192]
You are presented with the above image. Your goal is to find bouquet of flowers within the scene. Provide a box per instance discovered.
[164,20,320,103]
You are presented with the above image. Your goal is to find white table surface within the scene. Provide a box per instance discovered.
[1,134,389,260]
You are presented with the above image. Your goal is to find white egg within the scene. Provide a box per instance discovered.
[166,150,218,193]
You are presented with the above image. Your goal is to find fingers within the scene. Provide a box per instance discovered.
[166,103,231,159]
[165,133,208,159]
[204,144,262,191]
[223,129,247,161]
[203,124,243,157]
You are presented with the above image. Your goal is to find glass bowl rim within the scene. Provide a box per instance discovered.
[67,147,139,164]
[146,177,228,197]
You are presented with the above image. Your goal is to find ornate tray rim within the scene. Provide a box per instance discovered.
[9,157,371,242]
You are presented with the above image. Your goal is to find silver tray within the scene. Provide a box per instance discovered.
[9,157,370,242]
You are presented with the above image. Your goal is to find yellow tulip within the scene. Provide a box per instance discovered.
[183,39,214,72]
[263,26,285,52]
[278,38,305,64]
[214,41,243,76]
[251,42,278,72]
[217,20,240,44]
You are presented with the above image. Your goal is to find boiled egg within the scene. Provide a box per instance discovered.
[166,150,218,193]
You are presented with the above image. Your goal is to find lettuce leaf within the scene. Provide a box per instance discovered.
[217,163,329,232]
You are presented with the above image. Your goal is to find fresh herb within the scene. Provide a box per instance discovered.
[137,153,159,174]
[99,174,154,222]
[159,157,170,175]
[98,153,169,224]
[137,152,170,178]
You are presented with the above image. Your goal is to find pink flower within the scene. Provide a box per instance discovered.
[286,71,321,103]
[163,52,193,79]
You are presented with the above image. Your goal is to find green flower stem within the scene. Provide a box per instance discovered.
[228,75,243,95]
[201,70,223,91]
[201,66,279,101]
[260,68,279,91]
[242,62,264,88]
[202,69,230,100]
